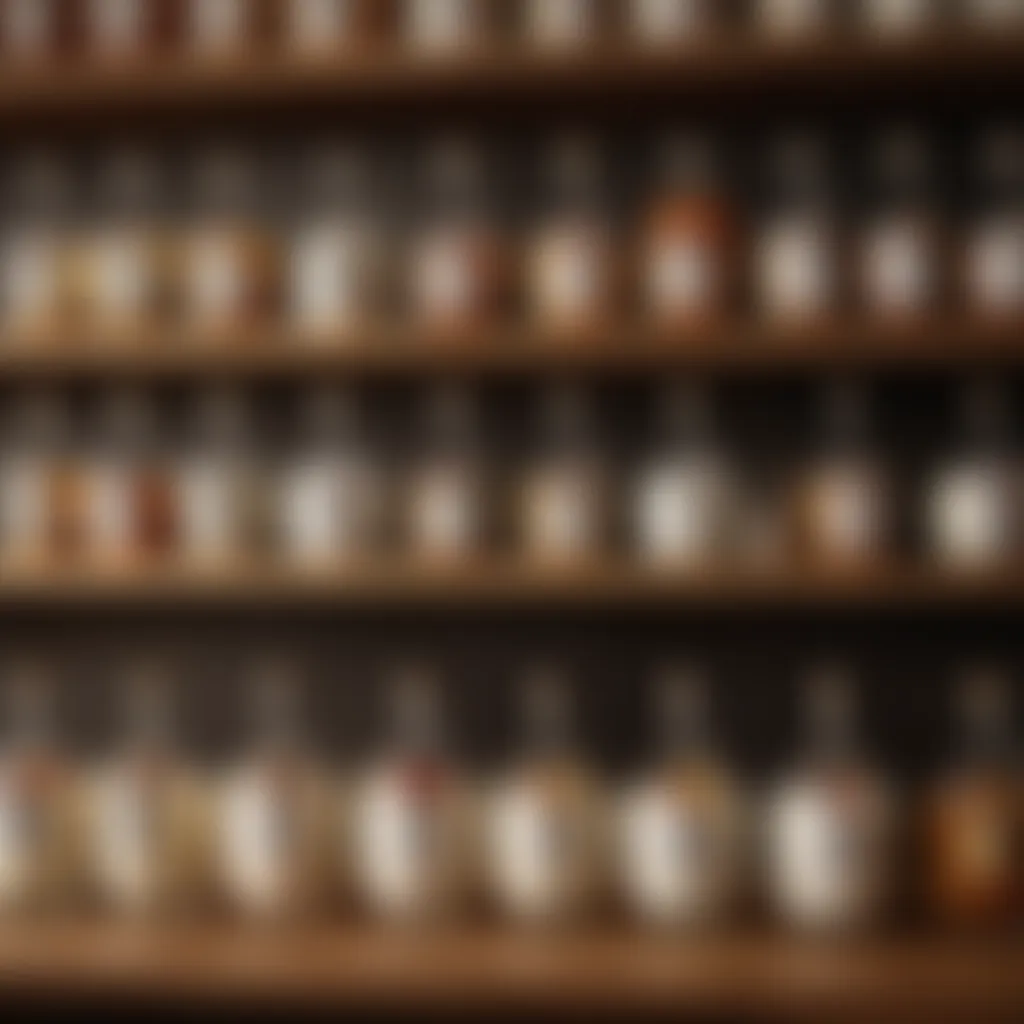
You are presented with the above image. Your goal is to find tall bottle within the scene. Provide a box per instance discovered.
[765,666,895,934]
[0,662,79,914]
[922,668,1021,931]
[351,666,473,924]
[88,662,209,917]
[217,659,331,920]
[487,667,604,926]
[619,666,746,929]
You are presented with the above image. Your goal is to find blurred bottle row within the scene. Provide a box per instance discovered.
[0,657,1017,931]
[1,381,1021,570]
[2,0,1022,62]
[3,128,1024,342]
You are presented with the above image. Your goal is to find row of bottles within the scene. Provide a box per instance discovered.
[3,127,1024,341]
[1,382,1020,570]
[3,0,1022,62]
[0,658,1017,931]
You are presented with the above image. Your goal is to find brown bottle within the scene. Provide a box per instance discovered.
[923,668,1022,931]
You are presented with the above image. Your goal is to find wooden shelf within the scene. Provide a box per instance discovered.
[0,924,1017,1013]
[1,562,1021,609]
[0,320,1020,379]
[0,36,1022,121]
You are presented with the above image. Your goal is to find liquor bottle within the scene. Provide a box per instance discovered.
[351,666,473,924]
[619,665,746,929]
[487,667,604,926]
[765,666,895,933]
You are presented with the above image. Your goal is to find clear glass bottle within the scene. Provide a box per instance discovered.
[923,667,1021,931]
[524,0,604,50]
[755,0,837,38]
[628,0,721,46]
[351,666,473,924]
[859,128,942,322]
[797,382,891,566]
[403,0,495,52]
[406,385,488,561]
[84,149,170,339]
[632,383,735,567]
[756,132,840,324]
[279,387,381,565]
[528,135,616,338]
[0,662,78,914]
[289,143,386,342]
[640,133,737,328]
[520,387,609,561]
[619,665,746,929]
[925,382,1019,570]
[186,0,260,55]
[286,0,384,53]
[1,153,77,343]
[409,138,505,335]
[965,127,1024,318]
[88,662,209,918]
[765,665,895,934]
[181,146,280,339]
[217,658,331,921]
[85,390,178,566]
[487,667,603,926]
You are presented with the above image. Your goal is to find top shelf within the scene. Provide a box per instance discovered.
[1,36,1023,122]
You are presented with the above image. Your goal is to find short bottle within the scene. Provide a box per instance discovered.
[640,133,737,328]
[217,659,331,921]
[765,665,895,934]
[0,662,79,914]
[406,386,488,561]
[632,383,736,567]
[351,666,473,924]
[965,127,1024,318]
[925,382,1019,570]
[619,666,746,930]
[922,668,1022,931]
[755,132,841,324]
[528,135,617,338]
[88,663,209,918]
[487,667,604,926]
[796,382,891,566]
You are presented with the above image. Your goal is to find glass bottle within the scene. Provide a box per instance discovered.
[85,390,178,566]
[1,153,77,343]
[925,382,1019,570]
[403,0,495,52]
[640,133,737,329]
[84,0,167,57]
[923,668,1021,931]
[286,0,385,53]
[858,0,936,36]
[217,658,331,920]
[619,666,746,929]
[755,0,837,38]
[409,138,505,335]
[796,382,891,566]
[965,127,1024,318]
[0,391,86,566]
[279,387,381,565]
[84,149,170,339]
[756,131,840,325]
[181,146,279,340]
[528,135,616,339]
[765,665,895,934]
[88,663,209,918]
[628,0,721,46]
[487,667,603,926]
[632,384,735,567]
[351,666,473,924]
[406,385,488,561]
[186,0,260,54]
[524,0,604,50]
[289,143,386,342]
[858,128,942,322]
[0,662,78,914]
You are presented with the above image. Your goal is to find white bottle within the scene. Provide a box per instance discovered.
[217,659,331,921]
[765,666,894,934]
[351,667,473,924]
[487,668,604,926]
[88,664,209,917]
[619,666,746,929]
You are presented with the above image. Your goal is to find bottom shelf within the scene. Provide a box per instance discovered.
[0,925,1018,1013]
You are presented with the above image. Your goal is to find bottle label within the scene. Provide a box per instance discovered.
[0,460,49,554]
[189,236,247,323]
[929,467,1012,564]
[530,474,600,556]
[413,470,479,555]
[637,466,716,560]
[191,0,248,49]
[969,220,1024,313]
[2,233,62,328]
[648,240,716,317]
[408,0,476,48]
[292,228,364,328]
[759,219,833,318]
[417,236,477,321]
[289,0,355,47]
[759,0,829,35]
[529,0,594,44]
[91,235,151,320]
[534,235,604,323]
[862,221,932,314]
[91,0,144,50]
[632,0,704,41]
[87,465,134,555]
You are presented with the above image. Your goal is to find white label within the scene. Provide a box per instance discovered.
[90,0,144,50]
[631,0,704,41]
[291,227,366,329]
[91,235,151,320]
[180,463,238,560]
[758,219,834,319]
[636,463,720,562]
[968,219,1024,314]
[861,221,932,315]
[412,469,479,556]
[289,0,355,48]
[533,235,603,324]
[929,466,1013,566]
[647,240,717,318]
